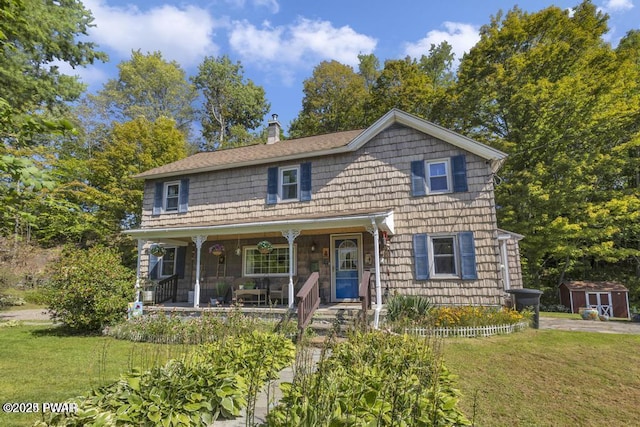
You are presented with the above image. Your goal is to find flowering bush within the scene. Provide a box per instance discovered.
[430,306,528,327]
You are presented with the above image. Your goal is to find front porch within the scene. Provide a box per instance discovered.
[126,210,394,329]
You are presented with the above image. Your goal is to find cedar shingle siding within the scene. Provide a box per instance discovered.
[138,121,511,306]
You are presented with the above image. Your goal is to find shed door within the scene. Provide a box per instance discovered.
[588,292,612,317]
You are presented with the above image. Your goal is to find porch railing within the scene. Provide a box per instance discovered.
[296,272,320,331]
[156,274,178,304]
[359,270,372,325]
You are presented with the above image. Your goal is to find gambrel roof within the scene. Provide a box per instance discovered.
[135,109,507,180]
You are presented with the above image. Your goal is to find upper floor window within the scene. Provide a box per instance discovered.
[427,159,451,193]
[280,166,299,201]
[152,178,189,215]
[164,182,180,212]
[411,155,468,196]
[267,163,312,205]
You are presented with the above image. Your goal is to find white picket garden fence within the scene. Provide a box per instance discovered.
[404,321,529,338]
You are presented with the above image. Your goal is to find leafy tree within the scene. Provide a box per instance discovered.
[89,116,189,231]
[451,1,640,288]
[44,245,135,332]
[0,0,105,249]
[289,60,368,138]
[85,50,197,134]
[0,0,106,118]
[193,55,270,149]
[369,57,433,119]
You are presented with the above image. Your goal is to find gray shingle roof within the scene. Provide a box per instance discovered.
[134,129,365,179]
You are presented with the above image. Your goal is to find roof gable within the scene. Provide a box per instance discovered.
[135,108,507,180]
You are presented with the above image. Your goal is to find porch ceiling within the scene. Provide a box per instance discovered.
[124,209,394,242]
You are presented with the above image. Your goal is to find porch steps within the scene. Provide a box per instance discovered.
[306,305,386,337]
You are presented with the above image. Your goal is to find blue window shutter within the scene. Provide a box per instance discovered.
[266,167,278,204]
[300,162,312,201]
[176,247,187,279]
[411,160,426,196]
[178,178,189,213]
[153,182,163,216]
[459,231,477,279]
[452,155,468,192]
[413,234,430,280]
[149,254,159,279]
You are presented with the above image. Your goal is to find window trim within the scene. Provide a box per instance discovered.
[159,247,177,277]
[242,244,297,277]
[426,158,452,194]
[279,166,300,202]
[429,235,459,278]
[163,181,181,212]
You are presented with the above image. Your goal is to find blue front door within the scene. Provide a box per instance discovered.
[334,237,360,300]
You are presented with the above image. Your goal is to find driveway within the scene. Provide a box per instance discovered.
[539,315,640,334]
[0,308,51,322]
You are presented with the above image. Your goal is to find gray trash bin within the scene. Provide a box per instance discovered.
[507,288,543,329]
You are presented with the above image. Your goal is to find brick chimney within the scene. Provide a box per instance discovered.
[267,113,281,144]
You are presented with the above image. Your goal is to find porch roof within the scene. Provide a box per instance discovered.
[124,209,394,242]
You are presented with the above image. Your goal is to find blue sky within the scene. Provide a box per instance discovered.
[72,0,639,134]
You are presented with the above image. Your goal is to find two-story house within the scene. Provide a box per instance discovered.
[126,109,523,311]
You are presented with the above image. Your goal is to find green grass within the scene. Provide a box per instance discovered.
[0,325,191,427]
[443,328,640,426]
[3,324,640,426]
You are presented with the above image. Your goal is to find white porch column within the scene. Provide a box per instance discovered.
[367,219,382,329]
[281,229,300,309]
[191,235,207,308]
[135,239,145,303]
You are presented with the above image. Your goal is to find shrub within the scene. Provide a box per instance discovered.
[44,246,135,332]
[429,306,527,328]
[37,331,296,426]
[268,331,470,426]
[385,294,433,323]
[105,309,298,344]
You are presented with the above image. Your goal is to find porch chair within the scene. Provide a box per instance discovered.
[269,277,297,305]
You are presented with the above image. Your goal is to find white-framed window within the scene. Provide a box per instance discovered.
[243,244,296,277]
[160,247,177,277]
[426,159,451,194]
[279,166,299,201]
[164,181,180,212]
[430,235,458,277]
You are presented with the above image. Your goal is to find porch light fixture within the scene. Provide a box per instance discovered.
[235,237,241,256]
[311,241,316,252]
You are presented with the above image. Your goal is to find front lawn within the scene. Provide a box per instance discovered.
[443,328,640,426]
[2,324,639,426]
[0,325,190,427]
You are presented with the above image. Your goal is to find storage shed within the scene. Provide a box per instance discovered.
[559,281,630,319]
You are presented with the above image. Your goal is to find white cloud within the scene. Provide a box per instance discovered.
[83,0,218,67]
[602,0,634,12]
[225,0,279,13]
[403,22,480,64]
[229,18,377,68]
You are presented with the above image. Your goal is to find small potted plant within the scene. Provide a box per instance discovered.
[257,240,273,254]
[149,244,166,258]
[209,243,225,256]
